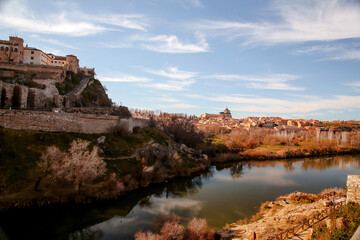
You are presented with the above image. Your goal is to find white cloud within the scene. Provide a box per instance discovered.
[29,34,78,49]
[135,33,210,53]
[146,66,198,80]
[345,82,360,88]
[344,81,360,92]
[205,73,304,91]
[0,0,148,36]
[81,14,148,32]
[208,94,360,114]
[196,0,360,44]
[140,79,195,91]
[100,74,151,83]
[294,44,360,61]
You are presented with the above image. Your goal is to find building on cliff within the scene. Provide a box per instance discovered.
[0,36,79,73]
[0,36,100,109]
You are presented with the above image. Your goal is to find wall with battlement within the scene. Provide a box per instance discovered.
[0,109,149,134]
[347,175,360,204]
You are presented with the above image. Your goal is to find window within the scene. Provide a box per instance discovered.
[14,48,18,52]
[5,47,8,51]
[31,57,34,60]
[55,61,57,63]
[0,46,3,51]
[51,61,53,63]
[30,62,33,65]
[31,51,34,54]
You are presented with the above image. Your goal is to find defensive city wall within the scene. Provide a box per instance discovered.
[0,109,149,134]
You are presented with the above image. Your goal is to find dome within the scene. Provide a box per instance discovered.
[223,108,230,114]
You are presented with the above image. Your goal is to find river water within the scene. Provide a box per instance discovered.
[1,155,360,240]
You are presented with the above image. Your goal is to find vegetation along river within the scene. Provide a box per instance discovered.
[1,154,360,240]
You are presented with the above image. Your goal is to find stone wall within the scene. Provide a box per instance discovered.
[0,110,149,134]
[347,175,360,204]
[0,63,65,82]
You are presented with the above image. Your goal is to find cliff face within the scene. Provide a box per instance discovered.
[0,69,114,109]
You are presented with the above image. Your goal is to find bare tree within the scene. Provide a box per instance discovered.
[63,139,106,191]
[36,139,107,192]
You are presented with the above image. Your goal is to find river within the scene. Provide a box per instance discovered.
[1,154,360,240]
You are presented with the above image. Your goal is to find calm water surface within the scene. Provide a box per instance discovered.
[1,155,360,240]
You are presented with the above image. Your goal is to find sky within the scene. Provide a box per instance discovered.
[0,0,359,120]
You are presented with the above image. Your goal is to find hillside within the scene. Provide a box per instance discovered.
[0,126,210,209]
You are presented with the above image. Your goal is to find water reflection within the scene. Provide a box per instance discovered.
[0,155,360,240]
[68,227,103,240]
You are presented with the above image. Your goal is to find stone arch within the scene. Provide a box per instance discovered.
[27,90,36,109]
[12,85,22,109]
[1,88,6,108]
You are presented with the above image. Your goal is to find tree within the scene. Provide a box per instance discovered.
[37,139,107,192]
[63,139,106,191]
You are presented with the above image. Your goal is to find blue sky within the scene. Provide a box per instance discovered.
[0,0,359,120]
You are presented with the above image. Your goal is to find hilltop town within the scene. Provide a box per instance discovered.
[194,108,322,133]
[132,108,360,134]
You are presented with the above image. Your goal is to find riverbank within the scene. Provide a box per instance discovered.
[1,124,359,211]
[1,155,360,240]
[0,127,210,210]
[218,188,360,240]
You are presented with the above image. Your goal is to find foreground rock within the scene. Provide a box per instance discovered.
[221,189,346,240]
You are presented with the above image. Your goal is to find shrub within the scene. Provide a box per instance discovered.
[134,231,162,240]
[160,218,185,240]
[37,139,106,192]
[187,218,215,240]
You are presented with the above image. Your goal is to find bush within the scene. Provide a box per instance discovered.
[134,215,214,240]
[134,231,161,240]
[187,218,215,240]
[37,139,106,192]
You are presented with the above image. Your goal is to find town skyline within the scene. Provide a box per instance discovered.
[0,0,359,120]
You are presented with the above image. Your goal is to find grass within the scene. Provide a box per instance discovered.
[56,71,84,95]
[312,202,360,240]
[80,79,112,107]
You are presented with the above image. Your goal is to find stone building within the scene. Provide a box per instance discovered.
[0,37,24,64]
[199,108,232,119]
[0,36,79,72]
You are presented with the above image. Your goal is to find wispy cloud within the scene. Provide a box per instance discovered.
[81,14,149,32]
[140,79,195,91]
[29,34,78,49]
[344,81,360,92]
[294,43,360,61]
[149,0,203,8]
[133,33,210,53]
[0,0,148,36]
[205,73,304,91]
[205,94,360,114]
[100,74,151,83]
[146,66,198,80]
[196,0,360,44]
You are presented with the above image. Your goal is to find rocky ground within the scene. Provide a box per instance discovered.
[219,189,346,240]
